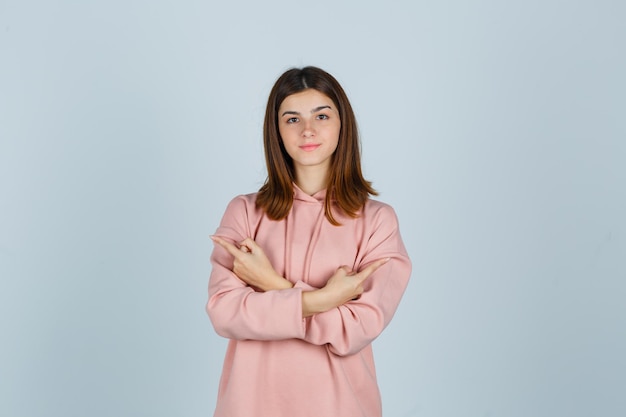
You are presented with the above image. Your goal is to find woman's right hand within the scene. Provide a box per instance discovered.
[211,235,293,291]
[302,258,389,317]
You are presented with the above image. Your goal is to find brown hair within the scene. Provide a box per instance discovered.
[256,66,377,225]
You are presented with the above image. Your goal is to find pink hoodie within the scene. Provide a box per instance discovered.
[207,185,411,417]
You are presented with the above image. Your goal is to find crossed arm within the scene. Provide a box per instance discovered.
[210,235,389,318]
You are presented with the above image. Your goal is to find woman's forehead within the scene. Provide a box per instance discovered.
[279,89,336,111]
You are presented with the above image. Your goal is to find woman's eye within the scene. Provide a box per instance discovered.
[317,114,329,120]
[286,117,298,124]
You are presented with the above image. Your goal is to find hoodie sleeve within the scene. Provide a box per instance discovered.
[298,204,412,356]
[206,196,306,341]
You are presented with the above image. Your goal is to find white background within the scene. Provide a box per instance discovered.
[1,1,625,416]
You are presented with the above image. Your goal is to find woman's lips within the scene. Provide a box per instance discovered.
[300,144,321,152]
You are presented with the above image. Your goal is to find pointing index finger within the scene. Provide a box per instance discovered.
[210,235,241,257]
[357,257,390,280]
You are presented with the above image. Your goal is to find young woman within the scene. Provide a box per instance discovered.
[207,66,411,417]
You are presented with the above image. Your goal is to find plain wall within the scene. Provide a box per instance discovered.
[1,1,624,416]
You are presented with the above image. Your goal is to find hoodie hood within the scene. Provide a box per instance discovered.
[293,183,326,204]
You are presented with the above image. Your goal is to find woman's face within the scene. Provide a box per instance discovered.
[278,89,341,178]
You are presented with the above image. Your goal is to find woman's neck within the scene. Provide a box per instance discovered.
[294,166,329,196]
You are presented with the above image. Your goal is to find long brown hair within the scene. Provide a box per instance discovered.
[256,66,377,225]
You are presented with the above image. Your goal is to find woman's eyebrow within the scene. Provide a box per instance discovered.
[311,105,332,113]
[281,105,332,117]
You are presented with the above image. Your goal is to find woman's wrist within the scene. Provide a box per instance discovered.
[302,288,337,318]
[255,274,293,292]
[270,275,294,290]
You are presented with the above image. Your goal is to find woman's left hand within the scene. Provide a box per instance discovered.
[211,236,293,291]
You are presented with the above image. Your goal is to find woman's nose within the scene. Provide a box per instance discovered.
[301,120,315,138]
